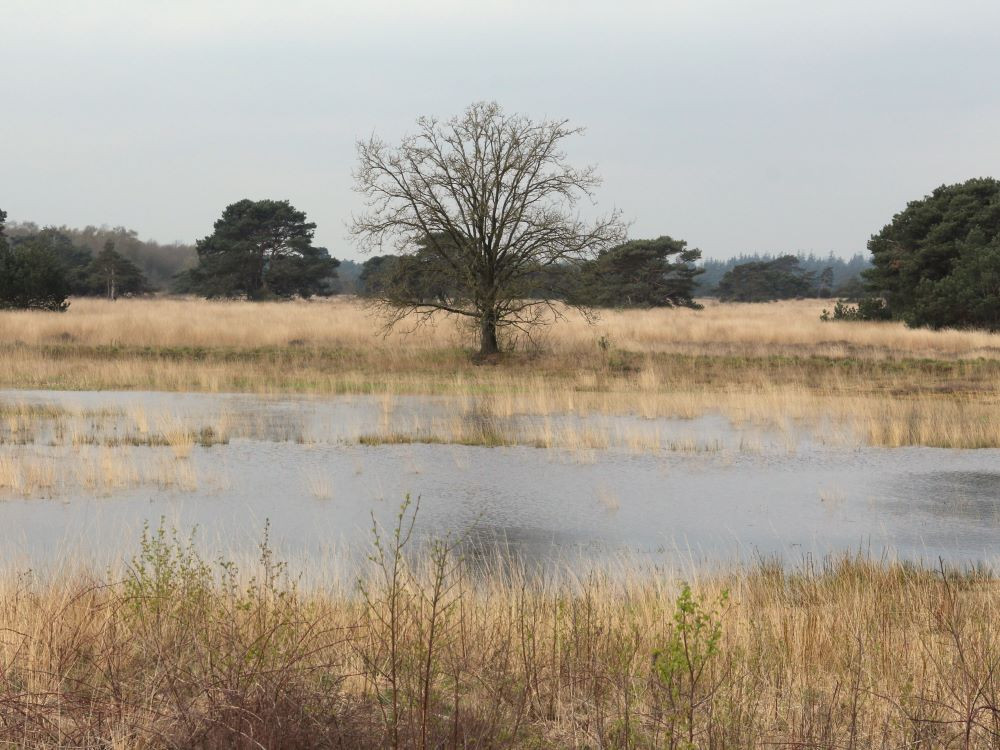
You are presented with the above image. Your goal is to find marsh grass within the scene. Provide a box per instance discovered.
[4,298,1000,448]
[3,298,1000,450]
[4,297,1000,357]
[0,405,230,450]
[359,409,516,449]
[3,508,1000,748]
[0,403,240,497]
[0,446,200,498]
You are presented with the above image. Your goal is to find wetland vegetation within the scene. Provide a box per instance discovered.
[5,510,1000,748]
[3,80,1000,745]
[3,297,1000,448]
[2,297,1000,747]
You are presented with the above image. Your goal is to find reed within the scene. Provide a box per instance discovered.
[2,514,999,748]
[2,296,999,357]
[3,297,1000,448]
[0,446,199,499]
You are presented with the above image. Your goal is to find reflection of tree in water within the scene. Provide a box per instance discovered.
[891,471,1000,523]
[459,525,609,580]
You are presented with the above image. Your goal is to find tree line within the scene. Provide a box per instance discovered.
[0,212,152,311]
[0,203,711,319]
[0,210,869,308]
[698,252,870,299]
[1,208,871,311]
[3,102,998,348]
[4,222,197,288]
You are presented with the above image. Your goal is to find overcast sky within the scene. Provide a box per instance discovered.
[2,0,998,260]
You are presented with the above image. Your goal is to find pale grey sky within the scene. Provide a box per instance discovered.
[2,0,998,260]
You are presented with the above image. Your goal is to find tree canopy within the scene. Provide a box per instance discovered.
[572,236,703,308]
[715,255,820,302]
[87,241,152,300]
[696,253,868,297]
[0,209,71,311]
[865,177,1000,330]
[3,227,152,298]
[6,222,196,289]
[187,199,339,299]
[9,228,92,292]
[351,101,626,355]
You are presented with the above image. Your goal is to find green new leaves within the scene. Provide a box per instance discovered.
[653,583,729,747]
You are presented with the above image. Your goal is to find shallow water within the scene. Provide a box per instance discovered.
[1,390,999,573]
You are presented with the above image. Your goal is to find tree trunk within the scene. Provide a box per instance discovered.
[479,313,499,356]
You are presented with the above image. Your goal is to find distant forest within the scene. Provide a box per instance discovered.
[3,219,870,299]
[279,252,872,299]
[5,221,369,295]
[333,253,871,299]
[695,252,870,296]
[5,222,198,290]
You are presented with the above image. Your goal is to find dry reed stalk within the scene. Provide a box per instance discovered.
[2,297,999,357]
[3,298,1000,448]
[1,541,999,748]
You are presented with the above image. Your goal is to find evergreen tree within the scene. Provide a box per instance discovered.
[866,177,1000,329]
[0,211,71,311]
[86,241,152,300]
[696,252,869,296]
[9,228,92,292]
[573,236,703,308]
[715,255,816,302]
[189,199,338,299]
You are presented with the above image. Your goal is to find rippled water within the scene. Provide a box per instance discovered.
[2,390,999,572]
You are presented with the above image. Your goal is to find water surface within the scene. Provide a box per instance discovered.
[2,390,998,573]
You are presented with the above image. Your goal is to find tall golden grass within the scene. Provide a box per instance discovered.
[2,515,999,748]
[0,447,197,496]
[2,297,1000,448]
[3,296,1000,357]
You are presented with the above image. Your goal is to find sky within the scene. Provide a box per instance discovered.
[2,0,999,261]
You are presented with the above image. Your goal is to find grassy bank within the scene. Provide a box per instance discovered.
[2,519,999,748]
[4,297,1000,357]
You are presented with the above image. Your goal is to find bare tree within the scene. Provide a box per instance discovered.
[351,101,626,356]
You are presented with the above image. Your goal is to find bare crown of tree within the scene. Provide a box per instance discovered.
[351,101,626,355]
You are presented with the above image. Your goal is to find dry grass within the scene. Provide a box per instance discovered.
[2,513,1000,748]
[3,296,999,358]
[5,303,999,747]
[2,297,1000,448]
[0,447,198,497]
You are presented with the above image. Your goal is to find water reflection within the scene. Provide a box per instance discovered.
[891,471,1000,512]
[1,391,1000,572]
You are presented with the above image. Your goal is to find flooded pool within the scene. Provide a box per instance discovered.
[1,390,999,572]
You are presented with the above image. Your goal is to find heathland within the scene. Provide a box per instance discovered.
[3,297,1000,747]
[2,296,1000,447]
[6,526,1000,748]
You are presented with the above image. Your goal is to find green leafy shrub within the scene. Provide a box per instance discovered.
[820,297,891,322]
[653,583,729,747]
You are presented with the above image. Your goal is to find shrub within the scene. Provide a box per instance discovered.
[820,297,891,322]
[0,243,70,311]
[653,583,729,747]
